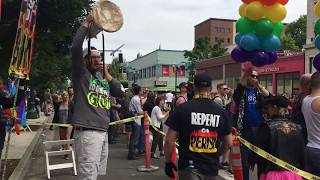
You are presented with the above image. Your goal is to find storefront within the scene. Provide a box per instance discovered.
[243,53,305,96]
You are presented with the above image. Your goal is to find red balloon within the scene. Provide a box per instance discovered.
[261,0,277,5]
[242,0,255,4]
[278,0,289,5]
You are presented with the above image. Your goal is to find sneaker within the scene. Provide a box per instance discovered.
[151,154,159,159]
[221,162,230,168]
[128,155,138,160]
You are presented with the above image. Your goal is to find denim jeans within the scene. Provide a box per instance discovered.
[137,124,145,152]
[128,122,140,157]
[305,146,320,176]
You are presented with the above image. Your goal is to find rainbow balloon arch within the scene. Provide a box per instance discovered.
[231,0,288,67]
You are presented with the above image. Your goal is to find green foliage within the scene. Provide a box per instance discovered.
[184,37,227,81]
[109,57,124,80]
[285,15,306,50]
[0,0,93,90]
[281,34,299,51]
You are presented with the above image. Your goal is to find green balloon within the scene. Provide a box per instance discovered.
[272,22,284,36]
[315,19,320,35]
[255,19,273,37]
[236,17,254,34]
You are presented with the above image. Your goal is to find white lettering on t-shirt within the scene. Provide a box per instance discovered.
[190,112,220,127]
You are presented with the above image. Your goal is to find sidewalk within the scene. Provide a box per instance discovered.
[0,114,48,180]
[24,128,232,180]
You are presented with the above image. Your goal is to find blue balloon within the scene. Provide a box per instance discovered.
[251,51,269,67]
[235,33,242,46]
[240,33,260,52]
[313,53,320,71]
[261,35,281,52]
[267,51,278,64]
[315,36,320,50]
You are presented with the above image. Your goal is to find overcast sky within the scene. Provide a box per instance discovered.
[88,0,307,63]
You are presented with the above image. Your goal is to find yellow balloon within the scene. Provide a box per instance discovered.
[246,1,264,21]
[315,1,320,17]
[239,3,247,17]
[265,3,287,23]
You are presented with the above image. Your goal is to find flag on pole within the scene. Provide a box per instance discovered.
[9,0,38,79]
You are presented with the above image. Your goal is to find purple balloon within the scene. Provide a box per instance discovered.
[231,47,251,63]
[267,51,278,64]
[313,53,320,71]
[251,51,269,67]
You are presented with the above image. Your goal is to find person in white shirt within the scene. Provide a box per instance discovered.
[150,96,170,158]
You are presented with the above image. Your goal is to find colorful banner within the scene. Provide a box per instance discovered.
[9,0,37,79]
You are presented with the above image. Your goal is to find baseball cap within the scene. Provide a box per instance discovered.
[178,82,188,89]
[263,96,289,108]
[194,73,212,88]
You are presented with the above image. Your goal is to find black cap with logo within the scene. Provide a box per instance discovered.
[194,73,212,88]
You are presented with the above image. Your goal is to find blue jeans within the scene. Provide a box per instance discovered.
[305,146,320,176]
[128,122,140,157]
[240,130,257,180]
[137,124,145,152]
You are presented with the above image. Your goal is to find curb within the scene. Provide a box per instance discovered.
[8,116,49,180]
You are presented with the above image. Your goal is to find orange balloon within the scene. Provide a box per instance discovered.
[278,0,289,5]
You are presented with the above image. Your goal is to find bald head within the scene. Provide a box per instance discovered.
[300,74,312,93]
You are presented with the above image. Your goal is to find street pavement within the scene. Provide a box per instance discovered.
[23,128,233,180]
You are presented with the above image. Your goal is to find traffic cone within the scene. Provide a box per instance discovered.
[231,128,243,180]
[137,111,159,172]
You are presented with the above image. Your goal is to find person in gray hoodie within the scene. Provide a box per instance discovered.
[71,18,124,180]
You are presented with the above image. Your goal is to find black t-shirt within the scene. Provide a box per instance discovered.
[165,98,232,176]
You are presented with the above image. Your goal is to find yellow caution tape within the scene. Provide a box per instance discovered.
[109,115,144,126]
[237,136,320,180]
[26,115,144,128]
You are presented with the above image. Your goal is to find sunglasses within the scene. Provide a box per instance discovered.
[223,88,229,90]
[251,75,258,78]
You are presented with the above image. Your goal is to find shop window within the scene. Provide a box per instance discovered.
[276,72,300,96]
[162,65,169,77]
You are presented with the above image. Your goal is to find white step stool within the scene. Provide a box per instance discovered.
[43,140,77,179]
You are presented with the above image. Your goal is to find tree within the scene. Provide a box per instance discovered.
[285,15,306,50]
[184,37,227,81]
[0,0,93,90]
[281,34,299,51]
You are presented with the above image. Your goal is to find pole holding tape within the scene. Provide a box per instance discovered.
[231,128,243,180]
[137,111,159,172]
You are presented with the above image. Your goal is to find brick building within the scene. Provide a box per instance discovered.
[194,18,236,48]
